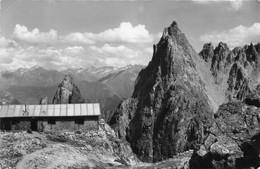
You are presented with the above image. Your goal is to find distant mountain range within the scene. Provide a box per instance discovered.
[0,65,144,121]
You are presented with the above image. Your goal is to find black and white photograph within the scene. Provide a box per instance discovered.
[0,0,260,168]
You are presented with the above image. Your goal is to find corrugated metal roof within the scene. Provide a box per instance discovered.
[0,103,101,118]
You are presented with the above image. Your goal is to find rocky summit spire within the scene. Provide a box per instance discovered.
[199,43,214,62]
[52,74,84,104]
[110,21,214,162]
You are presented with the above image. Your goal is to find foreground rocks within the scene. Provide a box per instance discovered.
[0,132,48,169]
[0,123,140,169]
[190,88,260,169]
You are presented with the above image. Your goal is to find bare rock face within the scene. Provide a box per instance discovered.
[210,42,230,84]
[226,63,251,101]
[110,21,215,162]
[52,75,84,104]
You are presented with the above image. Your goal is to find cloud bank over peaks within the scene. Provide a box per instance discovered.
[13,22,156,45]
[0,21,159,71]
[200,22,260,48]
[62,22,154,44]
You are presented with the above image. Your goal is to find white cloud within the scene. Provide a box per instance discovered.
[62,22,153,44]
[191,0,243,10]
[200,23,260,48]
[13,24,58,43]
[98,22,152,44]
[0,36,9,47]
[0,49,14,64]
[0,33,153,70]
[230,0,243,10]
[104,58,126,66]
[12,22,155,46]
[0,21,158,70]
[64,46,85,55]
[90,44,141,59]
[0,35,18,48]
[61,32,95,45]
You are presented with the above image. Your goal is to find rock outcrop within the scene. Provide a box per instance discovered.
[39,96,50,105]
[191,88,260,169]
[199,43,214,63]
[52,75,84,104]
[244,84,260,108]
[110,21,215,162]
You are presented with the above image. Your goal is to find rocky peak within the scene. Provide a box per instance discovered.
[210,42,230,83]
[245,43,259,64]
[161,21,179,38]
[199,43,214,62]
[52,74,84,104]
[110,21,214,162]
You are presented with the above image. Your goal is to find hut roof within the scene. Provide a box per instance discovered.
[0,103,101,118]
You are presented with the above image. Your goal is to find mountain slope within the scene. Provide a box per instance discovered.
[0,65,143,100]
[99,65,144,99]
[110,21,216,162]
[0,91,20,105]
[0,66,65,88]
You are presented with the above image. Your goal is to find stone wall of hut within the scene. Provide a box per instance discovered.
[0,116,99,132]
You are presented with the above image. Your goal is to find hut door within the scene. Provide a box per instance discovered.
[3,119,11,131]
[31,119,38,131]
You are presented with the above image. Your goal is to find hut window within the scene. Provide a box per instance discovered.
[75,119,84,124]
[48,119,56,125]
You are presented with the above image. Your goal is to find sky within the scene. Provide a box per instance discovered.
[0,0,260,71]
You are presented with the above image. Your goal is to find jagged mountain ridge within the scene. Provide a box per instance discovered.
[0,65,144,99]
[110,21,220,162]
[0,65,143,86]
[0,65,143,121]
[199,42,260,102]
[0,66,65,88]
